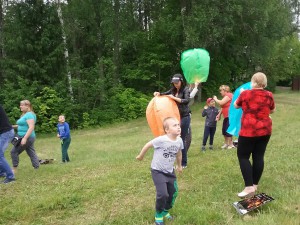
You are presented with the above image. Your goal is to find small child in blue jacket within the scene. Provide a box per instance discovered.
[201,98,219,151]
[57,115,71,163]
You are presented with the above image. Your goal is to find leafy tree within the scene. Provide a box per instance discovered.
[0,0,298,132]
[2,0,65,86]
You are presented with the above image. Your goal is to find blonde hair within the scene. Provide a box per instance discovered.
[20,100,34,114]
[219,85,230,92]
[163,117,176,133]
[251,72,267,88]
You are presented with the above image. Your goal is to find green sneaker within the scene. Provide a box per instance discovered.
[164,213,174,221]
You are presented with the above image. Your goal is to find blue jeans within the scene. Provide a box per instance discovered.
[180,115,191,166]
[0,129,15,179]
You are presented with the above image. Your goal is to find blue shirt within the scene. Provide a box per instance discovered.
[17,112,36,138]
[57,122,71,139]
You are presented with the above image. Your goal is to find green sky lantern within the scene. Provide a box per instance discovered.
[180,48,210,84]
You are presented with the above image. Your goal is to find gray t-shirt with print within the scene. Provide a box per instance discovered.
[151,135,184,174]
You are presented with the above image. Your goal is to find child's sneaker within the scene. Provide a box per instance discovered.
[155,222,164,225]
[201,146,206,151]
[221,144,228,149]
[209,145,213,150]
[2,177,15,184]
[164,213,174,221]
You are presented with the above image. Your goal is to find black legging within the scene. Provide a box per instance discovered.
[237,135,271,186]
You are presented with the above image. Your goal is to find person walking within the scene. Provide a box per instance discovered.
[11,100,39,173]
[136,117,183,225]
[234,72,275,198]
[0,104,16,183]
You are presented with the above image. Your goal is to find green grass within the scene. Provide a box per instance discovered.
[1,90,299,225]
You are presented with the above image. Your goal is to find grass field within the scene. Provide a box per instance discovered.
[1,90,299,225]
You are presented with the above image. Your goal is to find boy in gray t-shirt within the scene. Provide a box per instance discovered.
[136,117,183,225]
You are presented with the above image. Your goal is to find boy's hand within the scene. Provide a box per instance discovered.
[136,155,144,161]
[204,105,208,109]
[176,165,183,173]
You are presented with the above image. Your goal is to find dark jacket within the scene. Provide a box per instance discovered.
[0,105,13,134]
[202,106,219,127]
[161,87,190,118]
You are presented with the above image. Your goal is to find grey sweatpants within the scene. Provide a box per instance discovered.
[11,136,39,169]
[151,169,178,213]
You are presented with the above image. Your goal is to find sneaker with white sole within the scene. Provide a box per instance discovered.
[221,144,228,149]
[227,145,235,149]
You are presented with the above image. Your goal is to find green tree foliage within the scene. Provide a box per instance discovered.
[2,0,65,85]
[34,87,65,133]
[0,0,298,132]
[0,76,40,121]
[266,34,300,83]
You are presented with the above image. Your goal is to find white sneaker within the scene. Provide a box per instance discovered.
[221,144,228,149]
[227,145,235,149]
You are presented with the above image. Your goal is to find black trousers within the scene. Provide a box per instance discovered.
[180,115,191,166]
[202,126,216,146]
[237,135,271,186]
[151,169,178,213]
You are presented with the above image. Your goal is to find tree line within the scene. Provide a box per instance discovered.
[0,0,299,133]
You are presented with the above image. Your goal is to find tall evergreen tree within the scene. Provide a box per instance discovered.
[2,0,65,86]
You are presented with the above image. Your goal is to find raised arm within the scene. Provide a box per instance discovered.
[190,82,200,98]
[213,95,231,107]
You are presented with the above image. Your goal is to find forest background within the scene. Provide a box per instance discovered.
[0,0,300,133]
